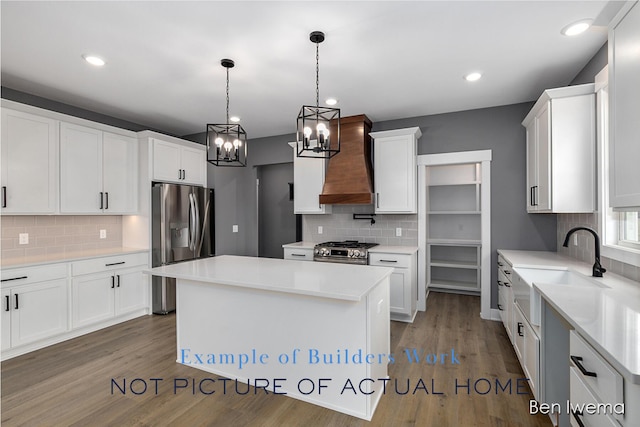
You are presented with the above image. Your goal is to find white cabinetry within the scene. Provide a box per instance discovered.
[283,247,314,261]
[522,84,596,213]
[152,138,206,186]
[289,142,331,214]
[370,127,421,213]
[497,255,513,342]
[369,250,417,322]
[60,122,137,214]
[1,264,68,352]
[0,109,58,214]
[513,302,540,400]
[608,1,640,208]
[426,163,482,293]
[70,252,148,329]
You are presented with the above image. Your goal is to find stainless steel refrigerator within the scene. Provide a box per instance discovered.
[151,182,215,314]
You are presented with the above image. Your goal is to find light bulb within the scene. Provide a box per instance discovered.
[316,123,327,134]
[224,141,233,151]
[304,127,312,137]
[233,139,241,148]
[215,137,224,147]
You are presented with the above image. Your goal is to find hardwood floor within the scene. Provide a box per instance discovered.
[1,292,551,426]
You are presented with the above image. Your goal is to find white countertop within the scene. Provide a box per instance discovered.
[1,247,148,269]
[281,241,418,255]
[146,255,393,302]
[498,249,640,384]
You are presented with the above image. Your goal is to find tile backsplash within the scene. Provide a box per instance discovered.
[302,204,418,246]
[557,213,640,283]
[1,215,123,260]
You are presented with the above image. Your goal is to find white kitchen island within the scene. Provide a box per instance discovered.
[147,255,393,420]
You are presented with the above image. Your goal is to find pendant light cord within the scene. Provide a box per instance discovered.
[315,41,320,108]
[226,66,230,125]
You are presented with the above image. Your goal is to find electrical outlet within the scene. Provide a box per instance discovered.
[395,227,402,237]
[318,226,323,234]
[100,229,107,239]
[232,225,239,233]
[19,233,29,245]
[573,234,578,246]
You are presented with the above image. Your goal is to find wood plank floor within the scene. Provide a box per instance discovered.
[1,292,551,426]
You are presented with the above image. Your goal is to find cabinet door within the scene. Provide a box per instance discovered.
[523,317,540,400]
[71,273,115,328]
[181,145,206,186]
[513,304,525,363]
[10,279,68,347]
[389,269,410,315]
[374,135,416,213]
[609,1,640,208]
[60,123,103,213]
[293,154,329,214]
[1,288,11,351]
[153,139,182,183]
[0,109,58,214]
[115,268,147,316]
[103,132,137,213]
[535,105,551,211]
[525,121,537,212]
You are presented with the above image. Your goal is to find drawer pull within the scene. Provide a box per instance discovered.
[504,270,511,275]
[504,282,511,288]
[497,280,504,286]
[291,253,307,257]
[497,261,504,267]
[570,355,597,378]
[105,261,126,267]
[517,322,524,337]
[14,294,19,310]
[111,276,115,289]
[379,259,398,263]
[1,186,6,208]
[497,303,503,311]
[5,295,9,312]
[99,192,104,209]
[116,275,120,288]
[1,276,28,282]
[571,409,585,427]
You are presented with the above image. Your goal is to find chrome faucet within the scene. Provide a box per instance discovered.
[562,227,606,277]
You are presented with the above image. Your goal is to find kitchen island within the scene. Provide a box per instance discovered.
[147,255,393,420]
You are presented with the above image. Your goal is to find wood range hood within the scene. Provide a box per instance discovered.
[319,114,374,205]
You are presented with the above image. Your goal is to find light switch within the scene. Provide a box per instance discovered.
[19,233,29,245]
[395,227,402,237]
[318,226,323,234]
[232,225,239,233]
[100,229,107,239]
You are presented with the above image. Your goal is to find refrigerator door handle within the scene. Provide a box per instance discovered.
[188,193,197,251]
[193,192,201,256]
[197,198,210,255]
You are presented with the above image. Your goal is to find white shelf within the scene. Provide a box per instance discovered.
[429,279,479,290]
[427,239,481,245]
[430,259,479,269]
[427,181,480,187]
[428,211,481,215]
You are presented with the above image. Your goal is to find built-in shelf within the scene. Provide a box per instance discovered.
[426,162,482,294]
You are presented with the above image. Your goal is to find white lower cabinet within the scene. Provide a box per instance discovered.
[513,303,540,400]
[1,264,68,352]
[283,247,314,261]
[369,251,417,322]
[71,253,148,329]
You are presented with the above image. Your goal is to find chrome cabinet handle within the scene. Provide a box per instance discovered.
[570,356,597,377]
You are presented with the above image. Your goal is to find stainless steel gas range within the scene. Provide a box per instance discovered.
[313,241,379,265]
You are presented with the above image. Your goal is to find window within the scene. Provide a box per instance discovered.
[621,212,640,247]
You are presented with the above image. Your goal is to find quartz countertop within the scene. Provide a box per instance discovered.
[498,249,640,384]
[146,255,393,302]
[1,247,148,269]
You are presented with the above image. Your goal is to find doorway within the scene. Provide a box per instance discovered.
[257,162,300,258]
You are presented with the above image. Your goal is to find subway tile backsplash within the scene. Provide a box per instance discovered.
[557,213,640,283]
[302,204,418,246]
[1,215,123,260]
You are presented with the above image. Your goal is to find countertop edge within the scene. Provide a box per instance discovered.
[1,247,149,269]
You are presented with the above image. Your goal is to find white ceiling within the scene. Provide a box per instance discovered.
[0,1,623,139]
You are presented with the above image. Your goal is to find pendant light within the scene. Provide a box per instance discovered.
[207,59,247,167]
[296,31,340,158]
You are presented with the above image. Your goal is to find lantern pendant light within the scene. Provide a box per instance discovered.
[296,31,340,158]
[207,58,247,167]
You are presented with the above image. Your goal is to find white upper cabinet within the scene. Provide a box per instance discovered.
[1,109,58,214]
[152,137,206,186]
[522,84,596,213]
[60,122,137,214]
[370,127,422,214]
[289,142,331,214]
[609,1,640,209]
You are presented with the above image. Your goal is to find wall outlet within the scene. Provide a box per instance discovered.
[318,226,323,235]
[573,234,578,246]
[395,227,402,237]
[100,229,107,239]
[19,233,29,245]
[232,225,239,233]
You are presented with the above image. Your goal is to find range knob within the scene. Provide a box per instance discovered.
[352,250,361,258]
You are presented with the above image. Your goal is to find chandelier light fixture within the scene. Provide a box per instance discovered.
[207,58,247,167]
[296,31,340,158]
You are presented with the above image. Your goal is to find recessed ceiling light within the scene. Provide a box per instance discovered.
[561,19,592,36]
[464,72,482,82]
[325,98,338,106]
[230,116,240,122]
[82,54,106,67]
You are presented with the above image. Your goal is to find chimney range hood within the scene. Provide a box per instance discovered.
[319,114,374,205]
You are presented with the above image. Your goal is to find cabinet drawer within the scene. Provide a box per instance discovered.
[369,253,409,268]
[570,331,623,409]
[569,367,620,427]
[1,263,67,287]
[71,252,148,276]
[283,248,313,261]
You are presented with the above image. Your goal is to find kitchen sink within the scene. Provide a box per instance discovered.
[514,267,610,289]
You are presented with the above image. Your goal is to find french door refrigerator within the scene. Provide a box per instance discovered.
[151,182,214,314]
